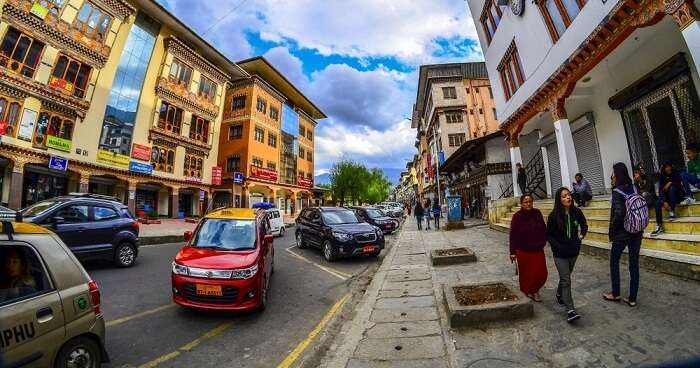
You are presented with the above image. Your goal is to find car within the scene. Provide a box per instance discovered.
[0,206,109,368]
[376,204,404,219]
[21,193,140,267]
[266,208,286,237]
[348,206,398,234]
[171,208,274,312]
[295,207,385,262]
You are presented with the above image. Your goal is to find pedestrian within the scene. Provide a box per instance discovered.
[471,197,480,218]
[424,199,432,230]
[407,201,412,216]
[546,187,588,323]
[651,162,685,236]
[414,201,424,230]
[461,197,467,220]
[633,164,657,209]
[517,163,527,195]
[681,144,700,205]
[603,162,646,307]
[432,200,441,229]
[571,173,593,207]
[509,193,547,301]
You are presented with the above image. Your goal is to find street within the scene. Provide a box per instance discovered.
[84,227,394,368]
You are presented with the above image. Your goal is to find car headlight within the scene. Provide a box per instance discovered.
[333,231,352,241]
[231,264,258,280]
[172,262,189,276]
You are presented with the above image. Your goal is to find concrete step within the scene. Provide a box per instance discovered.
[587,216,700,234]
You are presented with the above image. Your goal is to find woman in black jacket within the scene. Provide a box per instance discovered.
[604,163,643,307]
[547,186,588,323]
[414,201,424,230]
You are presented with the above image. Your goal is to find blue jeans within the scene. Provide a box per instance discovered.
[416,216,423,230]
[656,185,682,224]
[610,232,642,302]
[681,171,700,198]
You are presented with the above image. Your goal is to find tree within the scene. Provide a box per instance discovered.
[329,160,392,206]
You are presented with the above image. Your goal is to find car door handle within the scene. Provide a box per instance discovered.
[36,307,53,323]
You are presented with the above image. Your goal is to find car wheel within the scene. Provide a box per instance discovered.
[322,240,337,262]
[370,251,381,258]
[54,336,101,368]
[114,242,137,268]
[257,276,268,312]
[296,231,306,249]
[279,226,285,237]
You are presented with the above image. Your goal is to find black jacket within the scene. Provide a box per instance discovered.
[609,183,639,242]
[414,204,424,217]
[546,207,588,258]
[517,168,527,186]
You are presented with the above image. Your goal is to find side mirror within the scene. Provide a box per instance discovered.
[52,216,65,228]
[264,234,274,243]
[183,231,193,241]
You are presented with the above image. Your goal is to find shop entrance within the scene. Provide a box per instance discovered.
[23,166,68,207]
[179,192,193,217]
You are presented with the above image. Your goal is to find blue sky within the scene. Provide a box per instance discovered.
[158,0,483,179]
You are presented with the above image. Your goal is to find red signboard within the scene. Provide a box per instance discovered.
[131,143,151,161]
[49,76,74,94]
[297,176,313,188]
[0,120,7,136]
[211,166,222,185]
[250,165,278,182]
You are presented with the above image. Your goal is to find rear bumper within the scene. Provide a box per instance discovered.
[333,238,385,257]
[171,273,262,311]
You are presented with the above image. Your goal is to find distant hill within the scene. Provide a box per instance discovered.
[314,167,403,186]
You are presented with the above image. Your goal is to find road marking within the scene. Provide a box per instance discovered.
[138,321,234,368]
[284,245,352,280]
[106,304,176,328]
[277,293,350,368]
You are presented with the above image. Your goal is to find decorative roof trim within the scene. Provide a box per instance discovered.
[90,0,136,21]
[0,81,28,100]
[165,37,229,84]
[156,77,219,121]
[0,69,89,118]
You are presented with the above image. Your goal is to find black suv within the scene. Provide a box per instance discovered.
[295,207,385,262]
[348,206,398,234]
[21,193,140,267]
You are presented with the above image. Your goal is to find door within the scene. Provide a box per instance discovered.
[91,205,125,251]
[48,204,91,251]
[306,209,323,247]
[0,244,65,368]
[646,96,685,169]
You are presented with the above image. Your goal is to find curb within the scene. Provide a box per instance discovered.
[139,235,185,245]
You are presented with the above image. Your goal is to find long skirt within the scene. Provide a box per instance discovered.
[516,249,548,295]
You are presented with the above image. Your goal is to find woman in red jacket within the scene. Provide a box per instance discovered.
[509,193,548,301]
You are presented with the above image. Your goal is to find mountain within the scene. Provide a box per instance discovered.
[314,168,404,186]
[315,173,331,185]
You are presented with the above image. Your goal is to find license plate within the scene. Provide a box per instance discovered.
[196,284,222,297]
[363,245,376,253]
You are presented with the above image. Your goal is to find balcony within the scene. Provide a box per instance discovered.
[155,76,219,121]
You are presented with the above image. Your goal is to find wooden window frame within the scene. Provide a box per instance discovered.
[536,0,586,42]
[497,42,525,101]
[0,96,22,138]
[197,75,217,102]
[168,58,193,88]
[442,87,457,99]
[299,125,306,138]
[269,106,279,121]
[268,132,277,148]
[252,156,263,167]
[306,130,312,141]
[226,156,241,173]
[189,115,209,143]
[299,147,305,159]
[231,95,246,110]
[183,153,203,179]
[446,111,463,124]
[254,126,265,143]
[151,145,175,173]
[32,110,74,149]
[50,53,92,99]
[267,161,277,171]
[0,28,46,78]
[256,97,267,113]
[74,1,113,44]
[33,0,67,17]
[479,0,502,45]
[307,151,313,162]
[158,102,183,135]
[228,124,242,140]
[448,133,466,147]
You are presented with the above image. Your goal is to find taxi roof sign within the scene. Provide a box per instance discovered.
[205,208,257,220]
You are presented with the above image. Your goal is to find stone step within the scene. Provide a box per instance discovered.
[587,216,700,234]
[505,202,700,220]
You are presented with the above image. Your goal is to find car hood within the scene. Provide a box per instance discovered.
[329,222,377,233]
[175,246,259,269]
[372,216,395,222]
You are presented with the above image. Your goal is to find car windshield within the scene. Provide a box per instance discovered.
[322,210,359,225]
[191,219,256,250]
[21,200,62,217]
[365,209,384,218]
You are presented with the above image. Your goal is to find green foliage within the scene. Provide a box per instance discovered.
[146,210,159,219]
[329,160,392,206]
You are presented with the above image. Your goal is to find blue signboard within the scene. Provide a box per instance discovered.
[129,161,153,175]
[233,171,244,184]
[48,156,68,171]
[447,195,462,223]
[438,151,445,167]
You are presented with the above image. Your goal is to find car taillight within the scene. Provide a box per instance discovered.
[88,280,102,316]
[131,221,140,233]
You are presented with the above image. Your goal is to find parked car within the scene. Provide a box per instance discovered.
[295,207,385,262]
[21,193,140,267]
[376,204,403,218]
[348,206,398,234]
[266,208,286,237]
[0,206,109,368]
[171,208,274,312]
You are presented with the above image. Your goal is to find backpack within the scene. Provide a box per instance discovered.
[613,186,649,234]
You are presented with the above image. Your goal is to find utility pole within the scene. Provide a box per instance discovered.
[431,122,442,207]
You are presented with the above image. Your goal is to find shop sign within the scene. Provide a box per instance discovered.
[46,135,71,152]
[131,143,152,161]
[250,166,277,182]
[199,190,206,201]
[233,171,244,184]
[185,176,202,184]
[297,176,313,188]
[48,76,74,94]
[129,161,153,175]
[211,166,222,185]
[17,109,36,142]
[97,149,130,170]
[48,156,68,171]
[30,2,49,19]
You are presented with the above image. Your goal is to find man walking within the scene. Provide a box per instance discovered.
[517,163,527,195]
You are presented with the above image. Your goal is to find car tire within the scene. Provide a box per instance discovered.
[370,251,381,258]
[54,336,101,368]
[257,275,268,312]
[279,226,285,237]
[322,240,337,262]
[114,242,137,268]
[296,231,307,249]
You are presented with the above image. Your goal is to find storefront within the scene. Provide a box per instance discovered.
[136,184,160,215]
[22,164,69,207]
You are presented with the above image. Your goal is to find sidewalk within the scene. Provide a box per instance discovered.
[322,216,700,367]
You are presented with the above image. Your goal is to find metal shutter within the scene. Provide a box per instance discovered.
[572,124,606,194]
[546,142,562,191]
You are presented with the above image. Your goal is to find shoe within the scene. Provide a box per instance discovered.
[681,197,695,205]
[556,293,564,305]
[566,310,581,323]
[651,226,664,236]
[669,211,676,221]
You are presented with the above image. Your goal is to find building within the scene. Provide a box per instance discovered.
[213,57,326,214]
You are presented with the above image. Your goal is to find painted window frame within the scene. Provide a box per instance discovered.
[226,156,241,172]
[231,95,246,110]
[0,27,46,78]
[0,96,23,138]
[168,58,193,88]
[73,1,113,44]
[184,153,204,178]
[269,106,279,121]
[268,132,277,147]
[197,74,217,102]
[254,126,265,143]
[256,97,267,114]
[228,124,242,140]
[50,53,92,99]
[497,41,525,101]
[480,0,502,45]
[189,115,209,143]
[151,145,175,173]
[158,101,183,135]
[536,0,586,42]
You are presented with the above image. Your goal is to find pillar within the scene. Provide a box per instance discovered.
[128,180,137,216]
[8,160,24,210]
[170,187,179,219]
[241,186,248,208]
[672,2,700,73]
[552,106,579,190]
[291,192,297,214]
[509,143,523,197]
[78,171,90,193]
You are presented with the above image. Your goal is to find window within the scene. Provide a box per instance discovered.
[168,59,192,87]
[33,111,75,149]
[151,145,175,173]
[184,154,203,179]
[32,0,66,16]
[445,112,463,124]
[448,133,466,147]
[268,132,277,148]
[93,206,118,221]
[0,246,52,307]
[254,126,264,143]
[0,97,22,137]
[479,108,483,115]
[299,147,306,159]
[198,75,217,102]
[307,130,313,141]
[0,28,45,78]
[498,42,525,100]
[50,54,92,98]
[228,124,242,140]
[307,151,313,162]
[493,108,497,120]
[256,97,267,113]
[469,109,474,115]
[267,161,276,171]
[466,87,470,94]
[252,156,263,167]
[538,0,585,41]
[56,205,89,223]
[480,0,502,44]
[487,86,493,98]
[299,125,306,138]
[299,170,305,178]
[307,173,313,180]
[232,95,246,110]
[74,1,112,43]
[442,87,457,99]
[158,102,183,135]
[189,115,209,143]
[226,156,240,172]
[270,106,279,121]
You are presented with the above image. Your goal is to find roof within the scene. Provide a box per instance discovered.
[440,131,505,173]
[237,57,327,119]
[205,208,258,220]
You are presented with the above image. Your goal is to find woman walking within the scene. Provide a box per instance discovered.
[509,193,547,301]
[432,200,441,229]
[604,163,645,307]
[424,199,432,230]
[547,187,588,323]
[414,201,424,230]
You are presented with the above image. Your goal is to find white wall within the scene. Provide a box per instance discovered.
[485,137,509,164]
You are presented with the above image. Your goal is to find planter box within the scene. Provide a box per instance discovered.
[442,282,533,328]
[430,247,476,266]
[138,219,161,225]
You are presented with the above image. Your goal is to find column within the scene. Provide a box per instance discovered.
[509,143,523,197]
[672,2,700,73]
[552,106,579,190]
[128,180,137,216]
[241,186,248,208]
[78,171,90,193]
[291,192,297,215]
[170,187,179,219]
[8,160,24,210]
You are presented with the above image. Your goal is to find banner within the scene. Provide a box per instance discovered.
[211,166,222,185]
[297,176,313,188]
[97,149,130,170]
[131,143,152,161]
[129,161,153,175]
[250,165,278,182]
[46,135,72,152]
[17,108,36,141]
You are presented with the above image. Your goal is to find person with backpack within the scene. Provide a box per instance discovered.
[603,163,646,307]
[546,187,588,323]
[414,201,424,230]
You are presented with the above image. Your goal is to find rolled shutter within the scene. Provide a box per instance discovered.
[572,124,606,194]
[546,141,562,191]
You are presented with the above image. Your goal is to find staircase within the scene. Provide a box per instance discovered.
[492,192,700,281]
[499,150,548,199]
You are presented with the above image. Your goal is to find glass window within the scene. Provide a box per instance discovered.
[545,0,567,37]
[252,157,263,167]
[191,219,256,250]
[226,156,240,172]
[0,246,52,307]
[562,0,581,21]
[256,97,267,113]
[189,115,209,143]
[56,205,89,223]
[442,87,457,99]
[151,145,175,173]
[322,210,359,225]
[307,151,312,162]
[228,125,242,140]
[184,154,203,179]
[21,199,61,218]
[50,54,92,98]
[281,105,299,136]
[267,161,276,171]
[0,98,22,138]
[169,59,192,87]
[269,107,279,121]
[158,101,183,135]
[254,127,264,143]
[0,28,45,78]
[232,96,245,110]
[268,133,277,147]
[33,111,74,149]
[307,130,313,141]
[93,206,118,221]
[74,1,112,43]
[198,75,217,102]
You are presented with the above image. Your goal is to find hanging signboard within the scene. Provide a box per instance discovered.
[129,161,153,175]
[250,166,277,182]
[211,166,222,185]
[97,149,130,170]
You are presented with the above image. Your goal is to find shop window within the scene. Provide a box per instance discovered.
[537,0,586,42]
[0,245,53,307]
[254,126,265,143]
[158,101,183,135]
[252,156,263,167]
[267,161,276,171]
[228,124,242,140]
[449,133,466,147]
[74,1,112,43]
[184,154,203,179]
[445,112,463,124]
[0,97,22,138]
[151,145,175,173]
[498,42,525,100]
[33,111,74,149]
[226,156,240,172]
[268,132,277,148]
[270,106,279,121]
[480,0,502,45]
[307,151,313,162]
[256,97,267,113]
[198,75,217,102]
[442,87,457,99]
[168,58,192,88]
[189,115,209,143]
[0,28,45,78]
[232,95,245,110]
[50,54,92,99]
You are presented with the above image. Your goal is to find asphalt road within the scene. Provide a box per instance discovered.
[83,227,393,368]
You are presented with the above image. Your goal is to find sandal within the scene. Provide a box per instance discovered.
[602,293,621,302]
[622,297,637,307]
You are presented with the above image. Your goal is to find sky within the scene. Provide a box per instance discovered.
[158,0,484,179]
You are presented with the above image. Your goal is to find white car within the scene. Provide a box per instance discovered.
[266,208,286,237]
